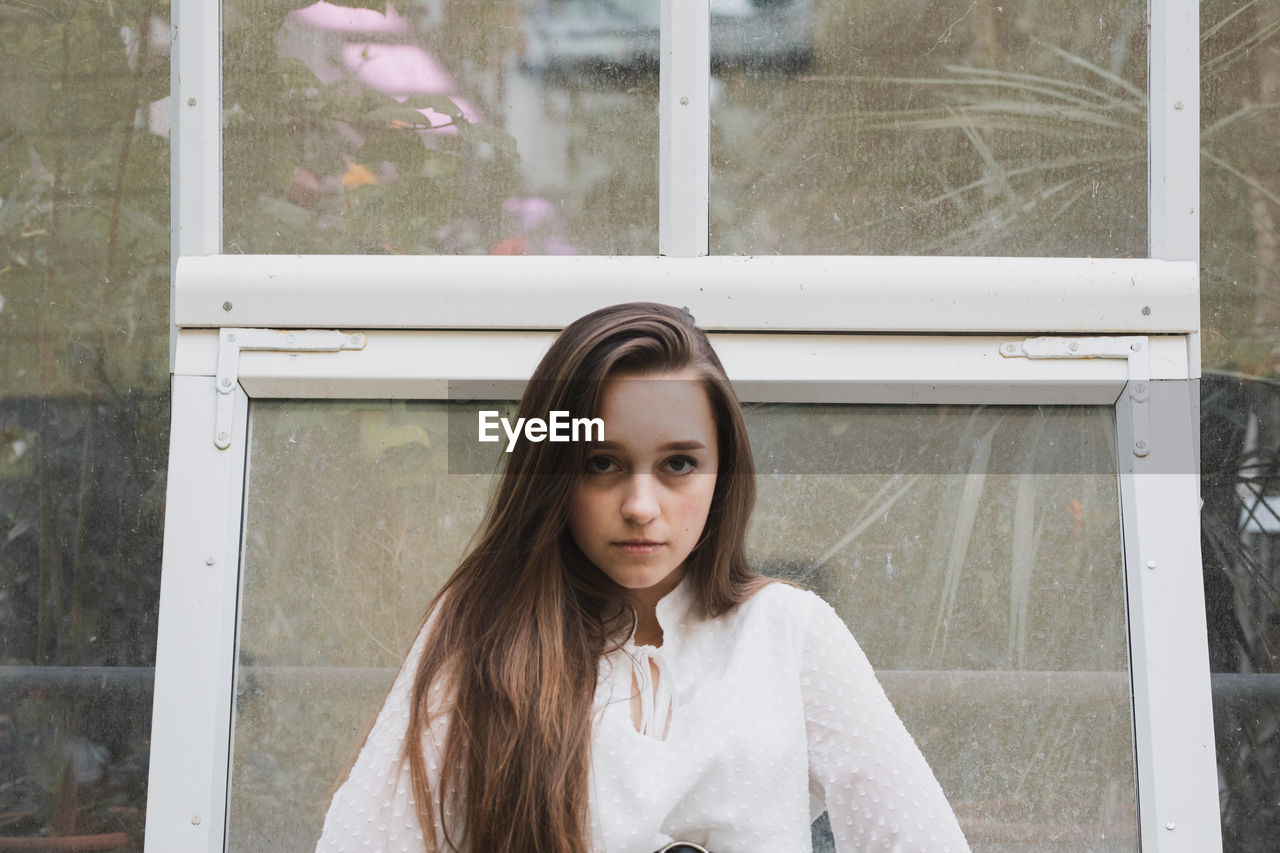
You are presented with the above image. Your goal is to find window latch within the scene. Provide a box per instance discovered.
[1000,336,1151,457]
[215,329,366,450]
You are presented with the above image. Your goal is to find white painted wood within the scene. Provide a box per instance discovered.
[173,330,1192,389]
[173,329,221,376]
[170,0,221,368]
[175,254,1199,333]
[659,0,710,256]
[220,330,1196,403]
[1187,330,1203,379]
[1116,379,1222,851]
[1138,4,1214,846]
[144,375,248,852]
[1149,0,1200,263]
[212,329,366,448]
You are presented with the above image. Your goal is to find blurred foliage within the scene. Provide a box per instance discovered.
[1201,373,1280,852]
[0,0,170,397]
[222,0,523,254]
[1201,0,1280,376]
[1,0,170,847]
[710,0,1149,257]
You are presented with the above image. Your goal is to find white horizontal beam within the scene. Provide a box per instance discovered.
[172,329,1191,402]
[176,255,1199,334]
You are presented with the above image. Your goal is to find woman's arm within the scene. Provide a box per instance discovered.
[801,595,971,853]
[315,620,454,853]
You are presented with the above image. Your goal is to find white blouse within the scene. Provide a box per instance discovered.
[316,580,971,853]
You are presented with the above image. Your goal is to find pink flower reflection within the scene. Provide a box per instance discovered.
[291,1,408,33]
[340,43,485,133]
[340,42,452,94]
[503,196,557,231]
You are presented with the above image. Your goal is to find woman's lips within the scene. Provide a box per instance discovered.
[614,541,663,555]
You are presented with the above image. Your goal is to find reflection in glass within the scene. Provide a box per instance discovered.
[223,1,657,255]
[749,404,1134,849]
[709,0,1147,257]
[230,399,1134,850]
[229,401,493,850]
[0,3,170,849]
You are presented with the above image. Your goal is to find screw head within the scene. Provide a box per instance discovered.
[680,96,689,105]
[286,333,296,344]
[1135,440,1146,450]
[220,377,232,387]
[1146,560,1157,570]
[227,333,237,343]
[1136,383,1147,394]
[350,335,361,345]
[1141,305,1151,316]
[1130,341,1142,351]
[192,816,201,825]
[188,97,197,107]
[217,432,229,443]
[1068,341,1079,352]
[1165,821,1175,831]
[222,301,233,312]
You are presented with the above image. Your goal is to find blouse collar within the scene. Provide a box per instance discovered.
[625,572,699,653]
[653,572,697,636]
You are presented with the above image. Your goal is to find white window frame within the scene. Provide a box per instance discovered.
[149,1,1219,851]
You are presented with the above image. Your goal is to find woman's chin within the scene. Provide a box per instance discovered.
[615,566,685,598]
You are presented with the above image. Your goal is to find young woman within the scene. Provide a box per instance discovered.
[316,303,970,853]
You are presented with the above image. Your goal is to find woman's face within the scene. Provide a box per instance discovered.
[569,368,719,603]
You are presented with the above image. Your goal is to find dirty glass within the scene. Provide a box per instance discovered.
[709,0,1148,257]
[1199,0,1280,847]
[229,398,1133,851]
[0,3,170,851]
[223,0,658,255]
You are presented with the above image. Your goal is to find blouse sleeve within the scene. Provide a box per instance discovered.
[314,618,456,853]
[801,594,971,853]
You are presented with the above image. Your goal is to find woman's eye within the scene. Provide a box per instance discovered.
[585,455,619,474]
[664,456,698,475]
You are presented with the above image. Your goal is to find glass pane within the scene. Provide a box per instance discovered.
[746,404,1134,850]
[227,401,493,850]
[709,0,1147,257]
[223,1,658,255]
[230,399,1133,850]
[0,3,170,850]
[1200,0,1280,846]
[1202,376,1280,851]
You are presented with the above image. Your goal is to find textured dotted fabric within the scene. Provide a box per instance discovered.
[316,580,971,852]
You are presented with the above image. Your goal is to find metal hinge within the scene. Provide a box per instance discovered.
[1000,336,1151,457]
[214,328,366,449]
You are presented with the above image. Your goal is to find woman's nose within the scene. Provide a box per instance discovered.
[620,474,659,524]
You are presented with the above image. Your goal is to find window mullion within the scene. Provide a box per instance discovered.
[1148,0,1199,263]
[658,0,710,257]
[171,0,223,369]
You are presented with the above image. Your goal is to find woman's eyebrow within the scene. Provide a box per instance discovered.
[659,440,706,451]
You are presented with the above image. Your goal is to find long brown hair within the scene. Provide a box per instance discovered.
[405,302,766,851]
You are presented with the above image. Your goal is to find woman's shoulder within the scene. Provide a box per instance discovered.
[735,579,829,629]
[748,577,824,606]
